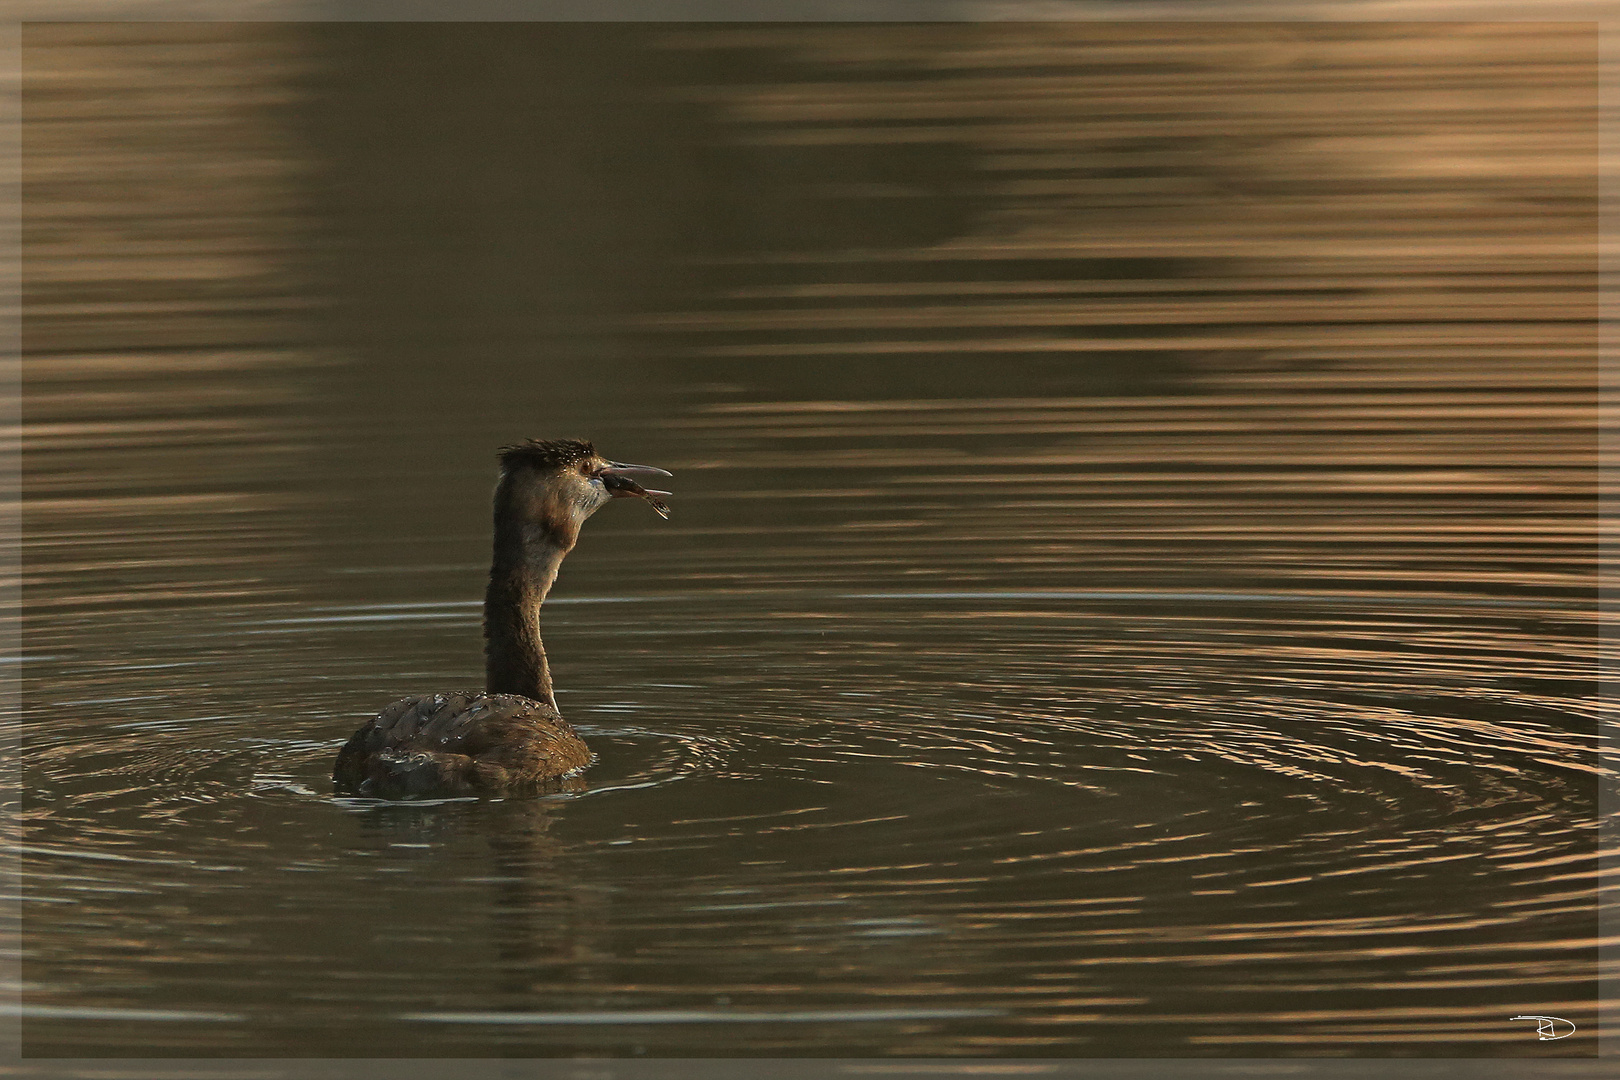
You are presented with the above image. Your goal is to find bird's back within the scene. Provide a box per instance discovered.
[332,692,592,799]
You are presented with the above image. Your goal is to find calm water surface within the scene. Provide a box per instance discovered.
[18,22,1602,1059]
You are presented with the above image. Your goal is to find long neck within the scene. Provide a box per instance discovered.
[484,516,572,712]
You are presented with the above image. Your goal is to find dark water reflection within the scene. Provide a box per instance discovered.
[19,21,1600,1059]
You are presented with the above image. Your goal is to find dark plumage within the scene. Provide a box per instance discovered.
[332,441,672,799]
[332,692,591,799]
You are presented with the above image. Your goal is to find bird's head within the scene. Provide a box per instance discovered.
[496,438,671,549]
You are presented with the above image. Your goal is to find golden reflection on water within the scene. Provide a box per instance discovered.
[18,19,1602,1060]
[24,24,322,612]
[622,21,1596,611]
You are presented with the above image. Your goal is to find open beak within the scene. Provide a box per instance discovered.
[600,462,673,519]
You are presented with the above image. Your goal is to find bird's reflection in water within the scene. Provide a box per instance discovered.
[347,788,615,1024]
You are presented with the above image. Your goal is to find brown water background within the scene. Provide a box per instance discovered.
[18,21,1602,1059]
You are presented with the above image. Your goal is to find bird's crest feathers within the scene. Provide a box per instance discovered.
[497,438,596,472]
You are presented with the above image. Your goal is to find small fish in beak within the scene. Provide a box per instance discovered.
[600,462,672,519]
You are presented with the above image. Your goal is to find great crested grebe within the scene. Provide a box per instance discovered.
[333,438,670,799]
